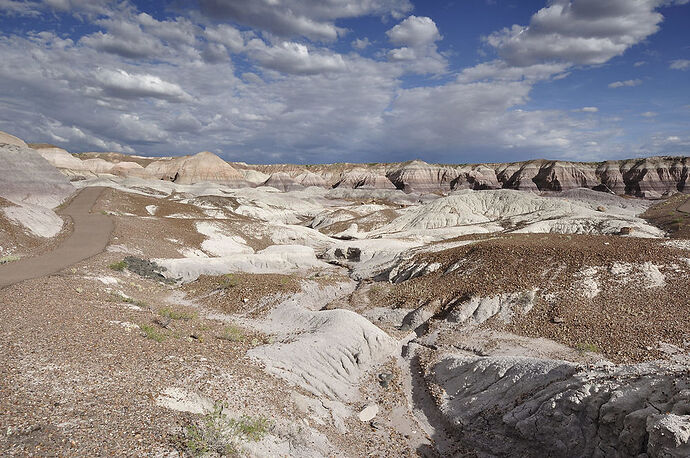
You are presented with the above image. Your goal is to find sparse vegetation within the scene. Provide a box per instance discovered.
[158,307,196,321]
[0,255,20,264]
[575,343,601,354]
[218,273,238,289]
[182,403,269,457]
[109,260,127,271]
[110,292,148,308]
[139,323,165,342]
[217,325,244,342]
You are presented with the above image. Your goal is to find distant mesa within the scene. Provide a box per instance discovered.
[1,130,688,197]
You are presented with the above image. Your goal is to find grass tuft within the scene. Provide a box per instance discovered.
[158,307,196,321]
[182,402,269,456]
[217,325,244,342]
[139,323,165,342]
[218,273,238,289]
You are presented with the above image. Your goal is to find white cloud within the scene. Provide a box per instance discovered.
[634,61,647,67]
[352,37,371,50]
[92,69,192,102]
[386,16,446,74]
[386,15,441,47]
[486,0,665,66]
[0,0,41,16]
[246,40,347,75]
[670,59,690,70]
[641,111,658,117]
[608,79,642,88]
[197,0,412,41]
[575,106,599,113]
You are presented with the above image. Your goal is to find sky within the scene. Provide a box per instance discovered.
[0,0,689,164]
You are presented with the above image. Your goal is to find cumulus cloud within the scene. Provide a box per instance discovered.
[670,59,690,70]
[352,37,371,49]
[246,40,347,75]
[92,69,192,102]
[386,16,446,74]
[197,0,412,41]
[0,0,685,164]
[486,0,665,66]
[608,79,642,88]
[386,15,441,47]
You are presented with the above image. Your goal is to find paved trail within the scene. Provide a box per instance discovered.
[0,187,113,288]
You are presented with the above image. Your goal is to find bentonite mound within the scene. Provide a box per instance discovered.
[387,160,459,193]
[0,130,28,148]
[144,151,246,186]
[263,172,305,192]
[0,141,74,208]
[31,145,85,170]
[333,168,396,190]
[296,171,329,188]
[425,352,690,458]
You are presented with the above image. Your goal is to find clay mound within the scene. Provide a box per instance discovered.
[428,353,689,457]
[263,172,305,192]
[0,143,74,208]
[377,189,661,236]
[32,145,85,170]
[387,160,458,193]
[296,171,329,188]
[145,151,246,186]
[334,168,395,190]
[240,169,270,185]
[0,130,27,148]
[109,161,151,179]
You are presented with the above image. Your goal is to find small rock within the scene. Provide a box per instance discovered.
[378,372,393,388]
[619,226,633,235]
[551,316,565,324]
[358,404,379,422]
[242,298,249,303]
[596,206,606,212]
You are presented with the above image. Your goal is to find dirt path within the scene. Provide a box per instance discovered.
[0,187,113,288]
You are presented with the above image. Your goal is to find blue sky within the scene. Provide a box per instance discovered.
[0,0,688,164]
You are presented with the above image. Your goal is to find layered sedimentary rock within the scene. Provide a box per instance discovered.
[144,151,245,186]
[387,160,459,192]
[263,172,304,192]
[333,168,396,190]
[296,171,329,188]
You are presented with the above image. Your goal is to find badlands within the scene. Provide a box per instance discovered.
[1,131,689,457]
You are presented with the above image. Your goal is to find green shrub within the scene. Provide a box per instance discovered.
[218,274,239,289]
[109,260,127,271]
[183,402,269,456]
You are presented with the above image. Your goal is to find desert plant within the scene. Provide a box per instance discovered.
[217,325,244,342]
[575,342,600,354]
[0,255,20,264]
[218,274,239,289]
[110,292,147,308]
[183,402,269,456]
[158,307,196,321]
[109,260,127,271]
[139,323,165,342]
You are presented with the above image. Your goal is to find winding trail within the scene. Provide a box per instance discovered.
[0,187,113,288]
